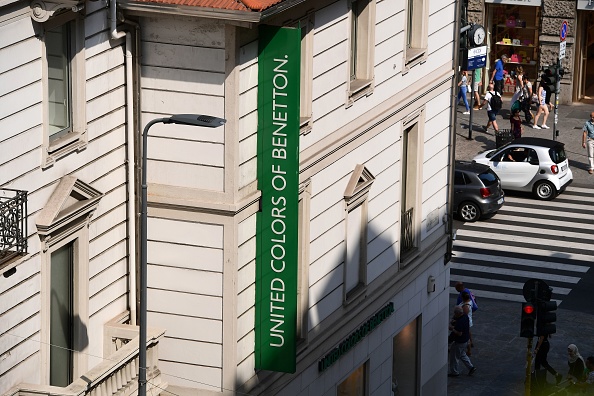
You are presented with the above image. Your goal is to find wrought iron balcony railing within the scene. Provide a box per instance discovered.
[400,207,415,255]
[1,188,28,265]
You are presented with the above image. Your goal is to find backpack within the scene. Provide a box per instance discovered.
[511,100,521,112]
[489,91,503,111]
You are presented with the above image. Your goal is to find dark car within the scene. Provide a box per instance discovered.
[454,160,505,222]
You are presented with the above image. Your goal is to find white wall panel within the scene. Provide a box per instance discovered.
[142,42,224,73]
[151,312,222,343]
[149,218,223,248]
[142,65,224,96]
[0,59,41,96]
[147,160,224,191]
[142,16,224,48]
[88,276,127,315]
[0,37,39,74]
[309,242,343,286]
[148,265,222,297]
[0,126,41,166]
[159,360,221,390]
[148,288,222,319]
[0,81,41,120]
[86,45,124,80]
[159,337,222,367]
[148,240,223,272]
[88,257,126,296]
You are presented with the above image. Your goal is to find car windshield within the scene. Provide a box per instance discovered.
[549,146,568,164]
[478,170,499,187]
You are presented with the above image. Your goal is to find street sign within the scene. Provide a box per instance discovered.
[560,41,566,59]
[560,20,568,41]
[467,45,487,70]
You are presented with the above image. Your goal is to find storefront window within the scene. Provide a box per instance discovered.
[338,362,368,396]
[487,4,540,95]
[392,316,420,396]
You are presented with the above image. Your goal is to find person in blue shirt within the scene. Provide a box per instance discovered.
[582,112,594,174]
[448,306,476,377]
[490,54,507,95]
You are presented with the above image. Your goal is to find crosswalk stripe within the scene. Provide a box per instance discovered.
[452,251,589,273]
[451,185,592,304]
[450,263,582,283]
[453,240,593,263]
[458,228,586,249]
[474,214,594,233]
[447,275,572,295]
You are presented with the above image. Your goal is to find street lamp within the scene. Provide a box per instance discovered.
[139,114,226,396]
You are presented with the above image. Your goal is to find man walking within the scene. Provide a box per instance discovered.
[490,54,507,95]
[582,111,594,174]
[478,83,501,133]
[448,305,476,377]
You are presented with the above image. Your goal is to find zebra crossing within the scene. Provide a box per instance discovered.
[450,185,594,306]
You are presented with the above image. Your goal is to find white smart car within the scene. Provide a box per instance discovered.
[472,137,573,200]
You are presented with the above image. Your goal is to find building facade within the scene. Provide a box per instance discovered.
[466,0,594,104]
[1,0,459,395]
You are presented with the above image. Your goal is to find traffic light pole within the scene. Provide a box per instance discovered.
[525,337,533,396]
[552,57,561,141]
[468,73,476,140]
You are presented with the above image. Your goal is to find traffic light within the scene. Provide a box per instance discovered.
[541,65,557,94]
[520,302,537,338]
[536,301,558,336]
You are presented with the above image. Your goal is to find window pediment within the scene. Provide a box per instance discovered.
[36,175,102,238]
[30,0,84,22]
[344,164,374,209]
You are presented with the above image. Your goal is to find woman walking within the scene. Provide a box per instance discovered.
[534,335,562,384]
[457,70,470,115]
[532,81,550,129]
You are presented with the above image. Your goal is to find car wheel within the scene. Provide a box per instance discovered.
[459,201,481,222]
[533,180,556,200]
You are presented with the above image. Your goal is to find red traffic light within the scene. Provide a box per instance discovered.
[523,304,535,315]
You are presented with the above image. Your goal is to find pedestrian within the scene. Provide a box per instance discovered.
[534,334,563,384]
[478,83,501,133]
[510,108,523,139]
[582,111,594,174]
[510,66,524,109]
[473,68,483,109]
[457,70,470,115]
[458,291,474,356]
[532,81,550,129]
[448,305,477,377]
[567,344,586,383]
[490,54,507,95]
[521,74,534,124]
[571,356,594,392]
[454,281,478,311]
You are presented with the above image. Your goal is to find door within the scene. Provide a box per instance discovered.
[491,147,539,188]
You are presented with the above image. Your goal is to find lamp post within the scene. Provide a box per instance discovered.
[139,114,226,396]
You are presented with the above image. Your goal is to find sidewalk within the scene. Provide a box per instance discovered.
[454,96,594,187]
[447,296,594,396]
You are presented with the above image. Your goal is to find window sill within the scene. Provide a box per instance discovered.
[344,282,367,306]
[44,132,87,168]
[300,116,313,135]
[404,48,427,72]
[347,79,374,106]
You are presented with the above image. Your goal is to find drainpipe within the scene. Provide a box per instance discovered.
[110,0,137,325]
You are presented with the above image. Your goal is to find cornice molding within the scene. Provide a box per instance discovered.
[30,0,84,22]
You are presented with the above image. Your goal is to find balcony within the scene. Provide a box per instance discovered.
[400,207,415,256]
[0,188,27,266]
[3,322,166,396]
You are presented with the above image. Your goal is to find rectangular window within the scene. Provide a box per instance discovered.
[392,317,420,396]
[42,13,86,168]
[405,0,428,67]
[50,242,74,387]
[298,15,314,134]
[46,23,72,140]
[348,0,375,102]
[345,204,364,294]
[297,181,311,345]
[338,361,368,396]
[400,120,421,262]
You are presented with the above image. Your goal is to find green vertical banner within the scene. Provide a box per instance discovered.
[255,25,300,373]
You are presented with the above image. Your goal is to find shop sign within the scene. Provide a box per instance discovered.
[577,0,594,10]
[318,303,395,372]
[485,0,541,6]
[255,25,301,374]
[467,46,487,70]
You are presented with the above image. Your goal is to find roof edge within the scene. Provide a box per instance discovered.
[117,0,263,22]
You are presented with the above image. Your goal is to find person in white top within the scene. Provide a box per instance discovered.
[532,82,550,129]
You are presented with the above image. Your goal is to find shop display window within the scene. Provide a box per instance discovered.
[488,4,540,94]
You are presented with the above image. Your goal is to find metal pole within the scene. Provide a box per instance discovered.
[468,71,475,140]
[525,337,533,396]
[553,57,561,140]
[139,117,168,396]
